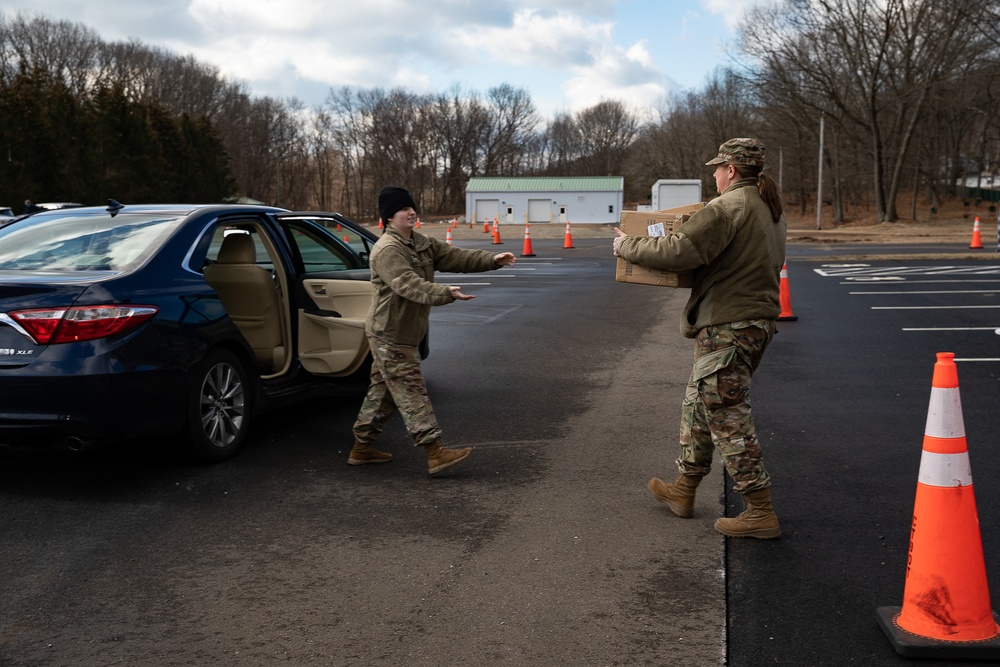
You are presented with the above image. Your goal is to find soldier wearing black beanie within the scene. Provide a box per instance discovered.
[378,185,418,227]
[349,184,517,475]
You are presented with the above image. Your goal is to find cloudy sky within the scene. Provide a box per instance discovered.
[3,1,756,119]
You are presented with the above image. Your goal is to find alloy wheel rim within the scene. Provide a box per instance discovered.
[199,362,245,448]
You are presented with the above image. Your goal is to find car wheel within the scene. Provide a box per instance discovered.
[184,348,252,462]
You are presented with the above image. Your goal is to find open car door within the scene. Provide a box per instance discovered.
[276,213,377,377]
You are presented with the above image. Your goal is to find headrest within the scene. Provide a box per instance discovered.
[216,233,256,264]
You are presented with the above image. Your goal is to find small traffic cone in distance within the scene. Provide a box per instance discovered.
[445,228,453,246]
[415,217,421,229]
[563,221,574,249]
[777,263,797,321]
[492,220,503,245]
[877,352,1000,659]
[378,218,384,229]
[970,216,983,249]
[483,219,490,233]
[521,223,535,257]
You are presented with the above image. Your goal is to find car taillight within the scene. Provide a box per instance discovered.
[11,305,158,344]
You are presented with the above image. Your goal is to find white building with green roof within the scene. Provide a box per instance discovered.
[465,176,624,225]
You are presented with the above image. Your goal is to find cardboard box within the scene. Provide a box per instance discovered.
[615,202,705,287]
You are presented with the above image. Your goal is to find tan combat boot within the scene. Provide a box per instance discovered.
[648,475,702,518]
[714,488,781,539]
[347,442,393,465]
[423,441,472,475]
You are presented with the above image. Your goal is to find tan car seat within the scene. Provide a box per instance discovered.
[204,233,287,373]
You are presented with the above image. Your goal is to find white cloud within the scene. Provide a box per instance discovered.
[1,0,735,115]
[700,0,758,31]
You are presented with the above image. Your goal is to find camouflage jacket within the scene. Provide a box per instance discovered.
[617,178,786,338]
[366,227,499,346]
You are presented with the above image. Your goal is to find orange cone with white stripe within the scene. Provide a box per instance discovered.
[970,216,983,249]
[777,263,797,321]
[877,352,1000,659]
[445,228,453,246]
[563,221,574,249]
[492,220,503,245]
[483,219,490,233]
[521,223,535,257]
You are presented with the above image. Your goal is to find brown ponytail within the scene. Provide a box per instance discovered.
[733,164,784,223]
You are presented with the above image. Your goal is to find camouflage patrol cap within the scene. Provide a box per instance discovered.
[705,138,766,167]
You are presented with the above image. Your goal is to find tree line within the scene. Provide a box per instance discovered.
[2,1,998,224]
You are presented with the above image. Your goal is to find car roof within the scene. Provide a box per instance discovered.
[25,203,289,217]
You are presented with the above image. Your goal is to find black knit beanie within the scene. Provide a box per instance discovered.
[378,185,418,223]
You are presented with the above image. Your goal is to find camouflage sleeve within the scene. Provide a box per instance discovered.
[618,203,735,271]
[372,244,455,306]
[428,236,499,273]
[618,232,704,271]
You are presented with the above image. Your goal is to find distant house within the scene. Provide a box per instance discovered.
[465,176,624,225]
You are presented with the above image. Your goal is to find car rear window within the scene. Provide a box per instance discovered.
[0,213,183,272]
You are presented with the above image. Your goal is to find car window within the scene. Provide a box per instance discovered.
[0,213,182,271]
[205,227,275,271]
[284,220,365,272]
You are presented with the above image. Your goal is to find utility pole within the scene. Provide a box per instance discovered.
[817,113,825,230]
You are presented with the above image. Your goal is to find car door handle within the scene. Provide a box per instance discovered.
[310,284,327,295]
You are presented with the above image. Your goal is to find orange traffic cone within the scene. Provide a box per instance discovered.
[970,216,983,249]
[378,218,384,230]
[521,223,535,257]
[563,221,574,249]
[777,263,797,321]
[483,219,490,233]
[445,228,453,246]
[492,220,503,245]
[415,217,421,229]
[877,352,1000,659]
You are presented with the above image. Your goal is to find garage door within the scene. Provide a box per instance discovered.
[528,199,551,224]
[475,199,500,223]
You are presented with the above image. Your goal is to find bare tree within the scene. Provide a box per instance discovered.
[0,12,100,98]
[739,0,998,221]
[478,83,539,174]
[575,100,640,176]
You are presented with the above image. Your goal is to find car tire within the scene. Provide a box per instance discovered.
[184,348,252,463]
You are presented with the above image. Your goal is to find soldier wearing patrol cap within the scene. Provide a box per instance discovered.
[613,137,787,539]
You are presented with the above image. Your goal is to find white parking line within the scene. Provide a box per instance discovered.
[872,305,1000,310]
[902,327,1000,331]
[851,289,1000,295]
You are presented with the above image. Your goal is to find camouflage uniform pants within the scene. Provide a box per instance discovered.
[352,333,442,447]
[676,320,775,493]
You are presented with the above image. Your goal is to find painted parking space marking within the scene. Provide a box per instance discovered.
[850,289,1000,295]
[871,305,1000,310]
[816,265,1000,277]
[814,262,1000,362]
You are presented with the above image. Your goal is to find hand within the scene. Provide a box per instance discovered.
[450,285,476,301]
[613,227,628,256]
[494,252,516,266]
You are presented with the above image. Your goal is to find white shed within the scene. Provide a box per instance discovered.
[465,176,624,225]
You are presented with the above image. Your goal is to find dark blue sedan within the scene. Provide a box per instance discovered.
[0,202,380,461]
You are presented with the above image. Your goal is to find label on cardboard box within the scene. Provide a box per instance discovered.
[615,202,705,288]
